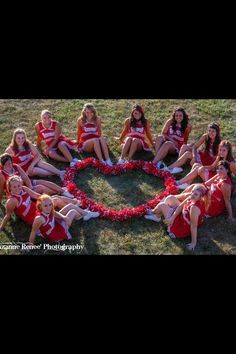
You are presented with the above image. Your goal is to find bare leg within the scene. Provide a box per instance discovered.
[153,141,176,164]
[153,196,181,219]
[64,209,83,227]
[168,151,192,169]
[36,160,62,176]
[29,167,54,177]
[48,149,68,163]
[34,180,64,194]
[177,168,199,185]
[155,135,165,153]
[83,139,104,162]
[57,142,73,163]
[59,203,86,218]
[121,137,132,159]
[178,144,192,158]
[99,137,110,161]
[127,139,143,160]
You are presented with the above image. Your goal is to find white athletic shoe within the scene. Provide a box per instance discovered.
[70,158,81,167]
[62,190,74,198]
[106,159,113,166]
[162,166,171,172]
[178,183,190,190]
[156,161,163,169]
[170,167,183,174]
[59,171,66,180]
[144,214,161,222]
[117,159,127,165]
[83,211,100,221]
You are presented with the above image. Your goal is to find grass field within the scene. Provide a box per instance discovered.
[0,99,235,255]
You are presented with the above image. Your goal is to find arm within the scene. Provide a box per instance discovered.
[77,118,83,142]
[184,123,192,142]
[97,117,102,137]
[35,124,42,148]
[0,198,17,231]
[221,183,233,220]
[230,161,236,175]
[5,146,14,157]
[17,165,33,189]
[204,157,220,171]
[28,144,41,167]
[145,120,155,148]
[120,119,130,143]
[0,173,6,204]
[29,216,43,244]
[187,205,201,250]
[22,186,41,200]
[46,122,62,151]
[161,119,178,147]
[192,134,207,161]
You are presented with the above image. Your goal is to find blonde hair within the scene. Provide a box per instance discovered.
[41,110,52,119]
[7,175,23,192]
[192,184,207,197]
[36,194,54,214]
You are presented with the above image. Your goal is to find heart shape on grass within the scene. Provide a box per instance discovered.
[63,158,178,221]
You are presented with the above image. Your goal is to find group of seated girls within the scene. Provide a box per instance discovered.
[0,103,235,250]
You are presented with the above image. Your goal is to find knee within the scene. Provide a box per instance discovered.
[132,138,140,144]
[198,166,205,175]
[48,150,55,158]
[125,137,133,144]
[35,185,44,194]
[58,141,66,149]
[164,141,173,149]
[185,151,192,159]
[99,137,106,143]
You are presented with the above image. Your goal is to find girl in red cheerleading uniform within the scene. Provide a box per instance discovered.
[118,104,155,164]
[29,194,99,244]
[178,161,234,220]
[204,161,234,219]
[36,110,79,167]
[176,140,235,189]
[0,154,74,203]
[0,177,99,235]
[77,103,113,166]
[163,122,221,174]
[5,128,65,178]
[144,184,207,251]
[153,107,192,169]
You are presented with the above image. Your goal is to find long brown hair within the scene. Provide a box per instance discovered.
[204,123,221,156]
[171,107,189,133]
[129,104,147,128]
[218,140,234,162]
[80,103,98,125]
[10,128,31,153]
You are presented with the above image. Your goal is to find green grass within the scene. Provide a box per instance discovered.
[0,99,236,255]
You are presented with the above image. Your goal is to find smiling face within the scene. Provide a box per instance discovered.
[190,189,202,202]
[174,110,184,124]
[208,127,217,141]
[9,180,23,195]
[41,113,52,127]
[84,108,95,120]
[219,146,228,160]
[41,198,53,214]
[3,159,13,173]
[133,110,142,121]
[217,164,228,178]
[15,133,26,147]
